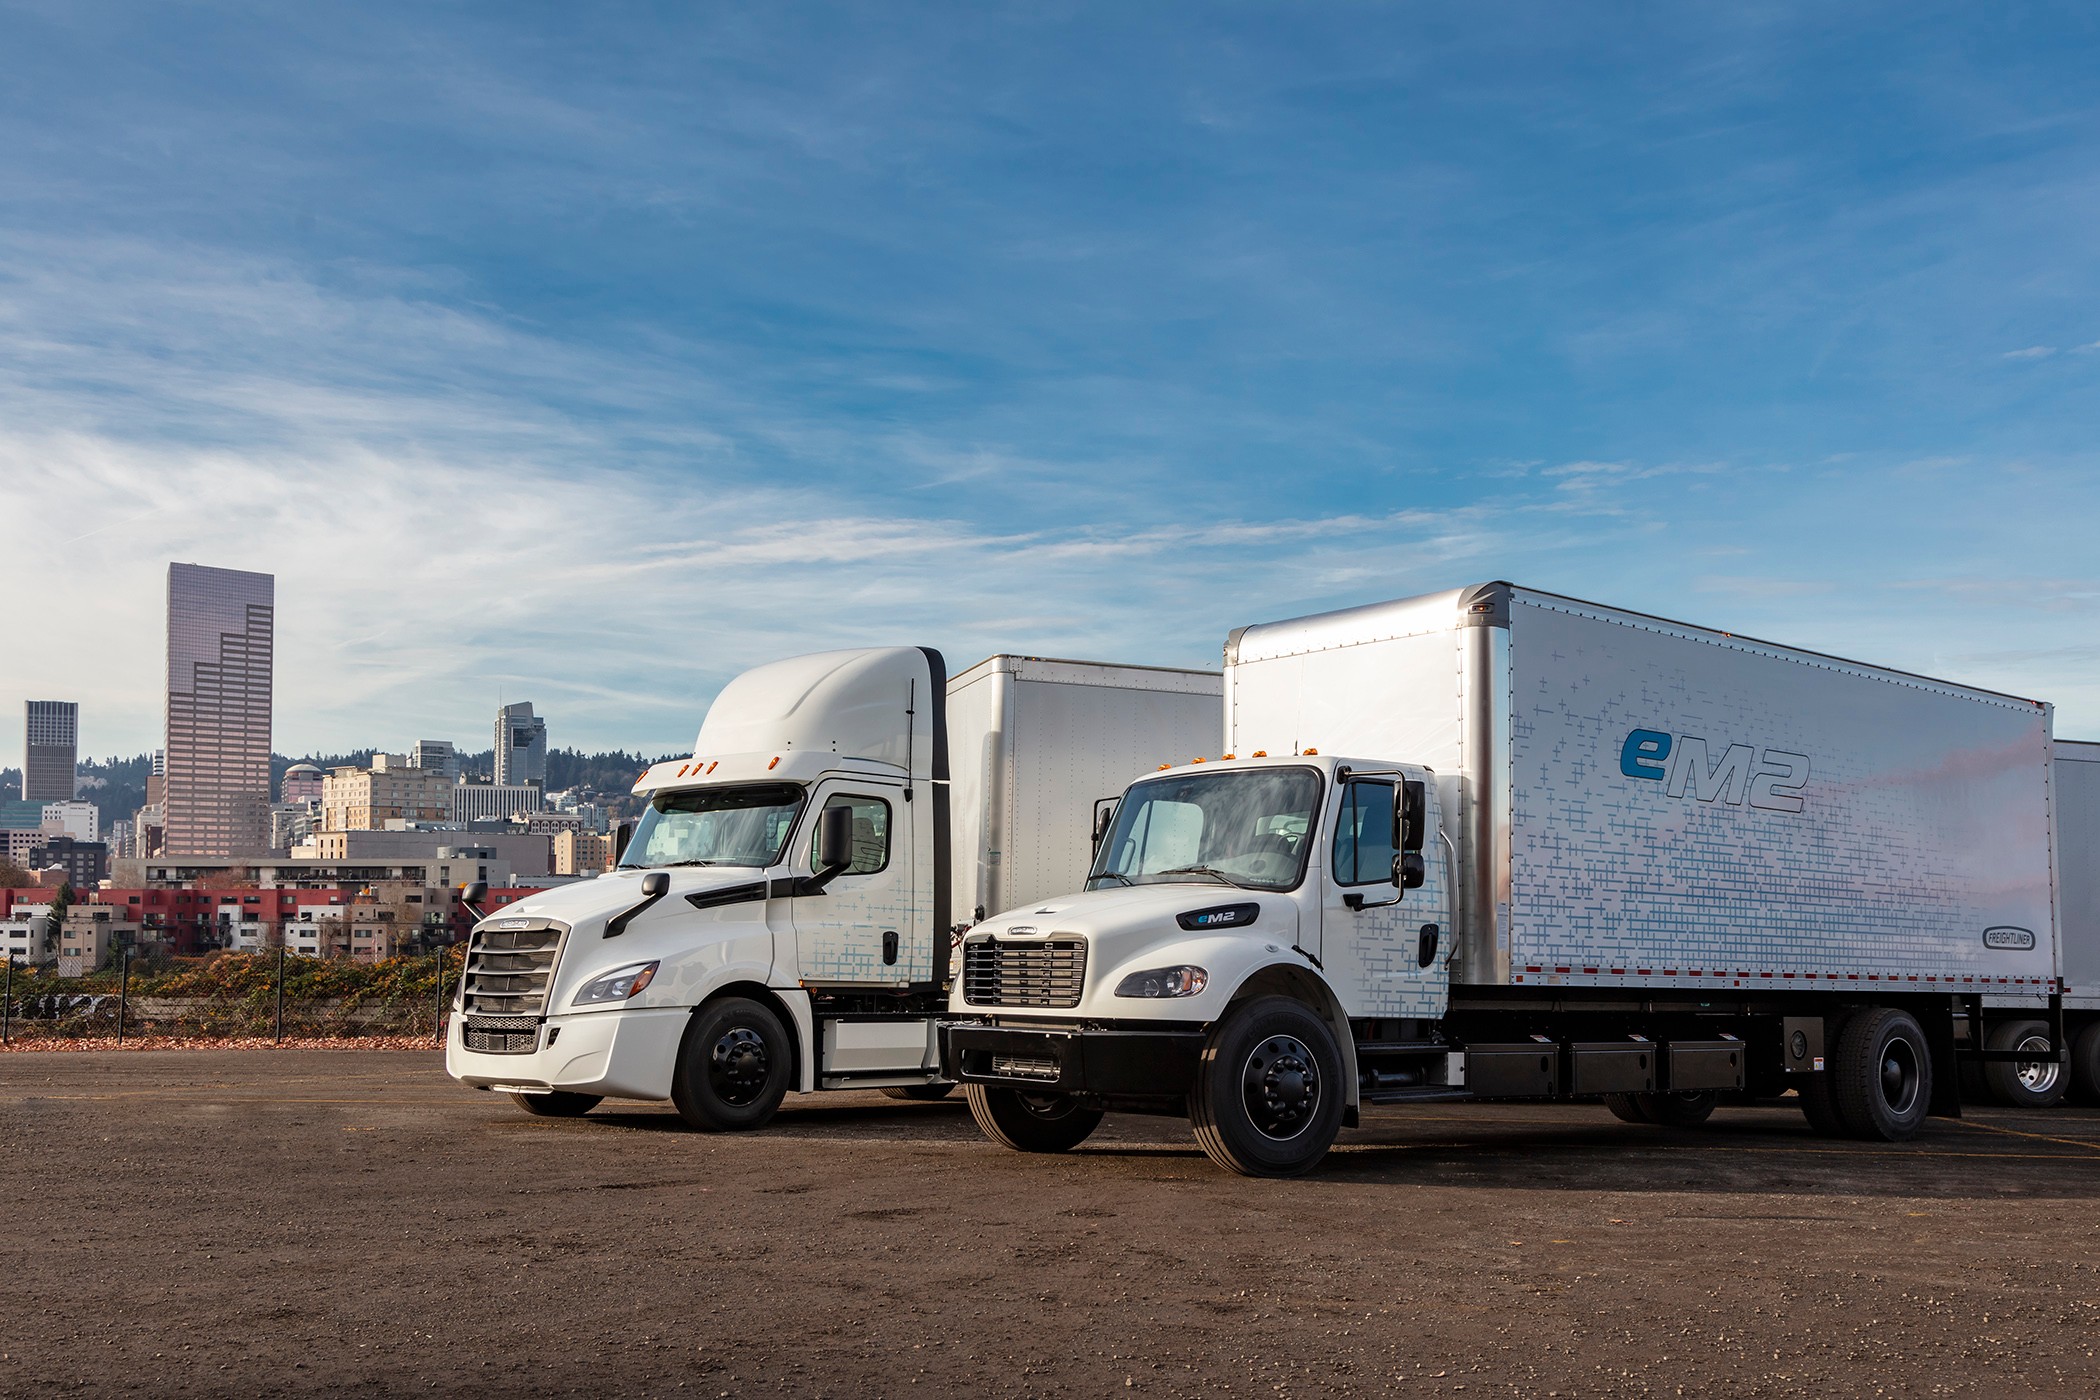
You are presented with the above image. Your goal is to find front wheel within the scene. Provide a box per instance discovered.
[965,1083,1102,1152]
[510,1090,601,1118]
[671,996,793,1132]
[1190,996,1347,1178]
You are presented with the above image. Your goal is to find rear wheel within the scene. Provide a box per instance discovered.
[881,1083,957,1102]
[509,1090,601,1118]
[671,996,793,1132]
[1830,1007,1933,1141]
[1603,1094,1653,1125]
[2073,1023,2100,1105]
[1190,996,1347,1178]
[965,1084,1102,1152]
[1982,1019,2067,1109]
[1606,1091,1716,1126]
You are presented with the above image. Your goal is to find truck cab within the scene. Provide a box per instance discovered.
[941,752,1451,1176]
[447,646,957,1127]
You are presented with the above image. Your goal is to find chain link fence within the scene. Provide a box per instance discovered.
[0,947,463,1046]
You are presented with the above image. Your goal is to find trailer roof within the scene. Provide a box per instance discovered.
[1228,580,2052,714]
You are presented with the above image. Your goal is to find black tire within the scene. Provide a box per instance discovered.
[670,996,793,1132]
[1639,1091,1719,1127]
[509,1090,601,1118]
[2073,1022,2100,1105]
[1189,996,1348,1178]
[964,1083,1103,1152]
[1799,1073,1847,1136]
[1830,1007,1933,1141]
[880,1083,957,1102]
[1982,1019,2067,1109]
[1604,1094,1653,1124]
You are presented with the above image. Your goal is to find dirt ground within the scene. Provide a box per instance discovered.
[3,1052,2098,1397]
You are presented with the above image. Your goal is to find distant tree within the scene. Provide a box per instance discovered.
[0,857,32,887]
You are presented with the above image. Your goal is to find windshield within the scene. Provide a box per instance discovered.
[1087,767,1322,891]
[619,782,806,869]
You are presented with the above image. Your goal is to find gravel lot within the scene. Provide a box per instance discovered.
[4,1050,2099,1397]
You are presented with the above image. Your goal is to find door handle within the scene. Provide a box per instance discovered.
[882,930,899,965]
[1417,924,1439,969]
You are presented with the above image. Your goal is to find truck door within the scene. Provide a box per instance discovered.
[1319,775,1450,1019]
[789,780,915,985]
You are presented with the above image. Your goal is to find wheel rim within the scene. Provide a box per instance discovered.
[1017,1091,1080,1121]
[1241,1034,1322,1140]
[1878,1034,1922,1117]
[2014,1035,2060,1095]
[707,1026,771,1105]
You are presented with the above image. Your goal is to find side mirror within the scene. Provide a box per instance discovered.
[1091,798,1118,851]
[640,871,668,899]
[613,821,634,865]
[459,881,488,919]
[815,804,855,877]
[1393,852,1426,890]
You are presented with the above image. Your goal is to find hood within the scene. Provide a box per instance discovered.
[974,882,1298,946]
[476,866,770,934]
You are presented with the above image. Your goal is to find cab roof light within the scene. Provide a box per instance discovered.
[1221,754,1235,760]
[1158,764,1172,770]
[1302,747,1319,756]
[1192,756,1206,764]
[1251,750,1268,758]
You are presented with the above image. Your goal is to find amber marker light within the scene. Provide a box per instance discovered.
[1251,750,1268,758]
[1303,747,1319,755]
[768,756,780,770]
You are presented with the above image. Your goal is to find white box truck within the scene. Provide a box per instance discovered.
[445,647,1218,1129]
[941,583,2078,1175]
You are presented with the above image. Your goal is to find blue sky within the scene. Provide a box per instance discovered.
[3,2,2098,758]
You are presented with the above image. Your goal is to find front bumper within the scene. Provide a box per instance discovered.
[939,1020,1206,1097]
[446,1006,688,1101]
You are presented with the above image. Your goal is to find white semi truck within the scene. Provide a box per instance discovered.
[446,648,1220,1128]
[941,583,2088,1176]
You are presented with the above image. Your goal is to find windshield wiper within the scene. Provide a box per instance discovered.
[1153,865,1244,888]
[1090,871,1135,887]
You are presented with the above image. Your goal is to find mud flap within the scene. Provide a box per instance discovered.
[1922,1002,1962,1118]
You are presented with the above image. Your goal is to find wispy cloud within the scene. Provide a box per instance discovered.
[2002,345,2056,360]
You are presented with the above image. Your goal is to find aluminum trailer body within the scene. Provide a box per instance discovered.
[945,654,1225,924]
[447,647,1218,1129]
[942,584,2075,1176]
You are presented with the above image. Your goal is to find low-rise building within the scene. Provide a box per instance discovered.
[451,783,544,824]
[321,763,454,832]
[25,836,108,889]
[553,828,613,876]
[57,906,137,975]
[1,895,57,966]
[291,829,551,878]
[40,800,99,842]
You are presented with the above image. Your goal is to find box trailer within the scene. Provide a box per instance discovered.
[941,584,2074,1175]
[447,647,1219,1129]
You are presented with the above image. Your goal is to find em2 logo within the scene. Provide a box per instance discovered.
[1620,728,1811,813]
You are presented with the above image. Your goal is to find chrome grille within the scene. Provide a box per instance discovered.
[962,936,1087,1009]
[460,921,567,1042]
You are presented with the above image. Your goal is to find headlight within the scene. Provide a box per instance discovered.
[574,961,660,1006]
[1114,965,1209,998]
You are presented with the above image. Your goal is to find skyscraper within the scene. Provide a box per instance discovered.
[23,700,78,802]
[493,702,547,787]
[164,563,275,856]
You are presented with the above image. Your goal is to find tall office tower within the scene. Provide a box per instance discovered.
[23,700,78,801]
[164,563,275,856]
[493,702,547,787]
[409,739,461,782]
